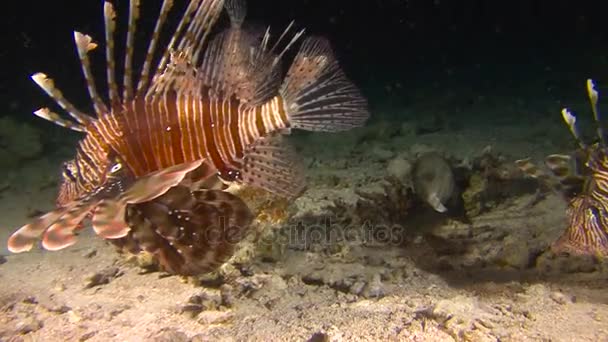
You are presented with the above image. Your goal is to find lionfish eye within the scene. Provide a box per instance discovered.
[110,163,122,173]
[62,162,77,182]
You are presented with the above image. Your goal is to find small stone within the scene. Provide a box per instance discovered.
[386,157,412,184]
[152,328,189,342]
[197,311,234,325]
[84,267,123,288]
[363,274,385,298]
[307,332,329,342]
[79,331,97,341]
[83,249,97,259]
[16,317,43,334]
[349,281,366,296]
[550,291,572,305]
[220,284,234,308]
[0,255,7,265]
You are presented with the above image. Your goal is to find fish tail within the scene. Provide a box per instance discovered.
[279,37,369,132]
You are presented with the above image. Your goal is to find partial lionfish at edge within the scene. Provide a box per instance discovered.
[516,79,608,258]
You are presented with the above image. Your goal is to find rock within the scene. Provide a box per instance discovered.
[369,144,395,162]
[412,152,456,213]
[84,267,123,288]
[15,317,43,334]
[549,291,573,305]
[152,328,189,342]
[386,157,412,184]
[363,274,385,298]
[0,255,6,265]
[307,332,330,342]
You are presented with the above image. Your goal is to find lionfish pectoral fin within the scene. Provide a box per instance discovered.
[92,199,129,239]
[91,160,205,240]
[7,207,72,253]
[123,187,253,276]
[120,160,204,204]
[41,201,99,251]
[279,37,369,132]
[241,134,306,198]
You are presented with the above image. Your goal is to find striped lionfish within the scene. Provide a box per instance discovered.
[516,79,608,258]
[6,0,369,275]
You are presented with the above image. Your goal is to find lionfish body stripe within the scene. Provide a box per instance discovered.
[6,0,369,276]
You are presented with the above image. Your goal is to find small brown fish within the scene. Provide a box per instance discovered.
[516,79,608,258]
[6,0,369,275]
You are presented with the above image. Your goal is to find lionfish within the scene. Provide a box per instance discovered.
[516,79,608,258]
[6,0,368,275]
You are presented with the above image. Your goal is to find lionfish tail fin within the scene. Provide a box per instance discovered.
[120,187,253,276]
[241,134,307,198]
[225,0,247,27]
[280,37,369,132]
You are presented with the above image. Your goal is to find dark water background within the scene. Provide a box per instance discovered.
[2,0,608,145]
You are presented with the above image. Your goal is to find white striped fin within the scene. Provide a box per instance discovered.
[241,134,306,198]
[279,37,369,132]
[74,31,109,117]
[34,108,85,132]
[123,0,141,101]
[30,73,93,125]
[104,2,120,107]
[136,0,174,97]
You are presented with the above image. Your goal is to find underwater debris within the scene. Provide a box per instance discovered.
[516,79,608,258]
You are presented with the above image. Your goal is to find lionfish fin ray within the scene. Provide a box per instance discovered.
[92,199,129,239]
[587,79,606,145]
[103,2,120,107]
[34,108,85,132]
[73,31,108,116]
[241,134,306,198]
[136,0,174,97]
[30,73,93,125]
[41,201,99,251]
[122,0,141,101]
[225,0,247,27]
[279,37,369,132]
[7,207,73,253]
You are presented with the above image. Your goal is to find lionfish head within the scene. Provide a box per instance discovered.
[57,159,85,207]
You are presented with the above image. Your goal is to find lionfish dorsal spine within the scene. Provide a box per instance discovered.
[73,31,108,117]
[122,0,140,102]
[103,2,120,108]
[136,0,175,97]
[586,79,606,146]
[30,73,92,126]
